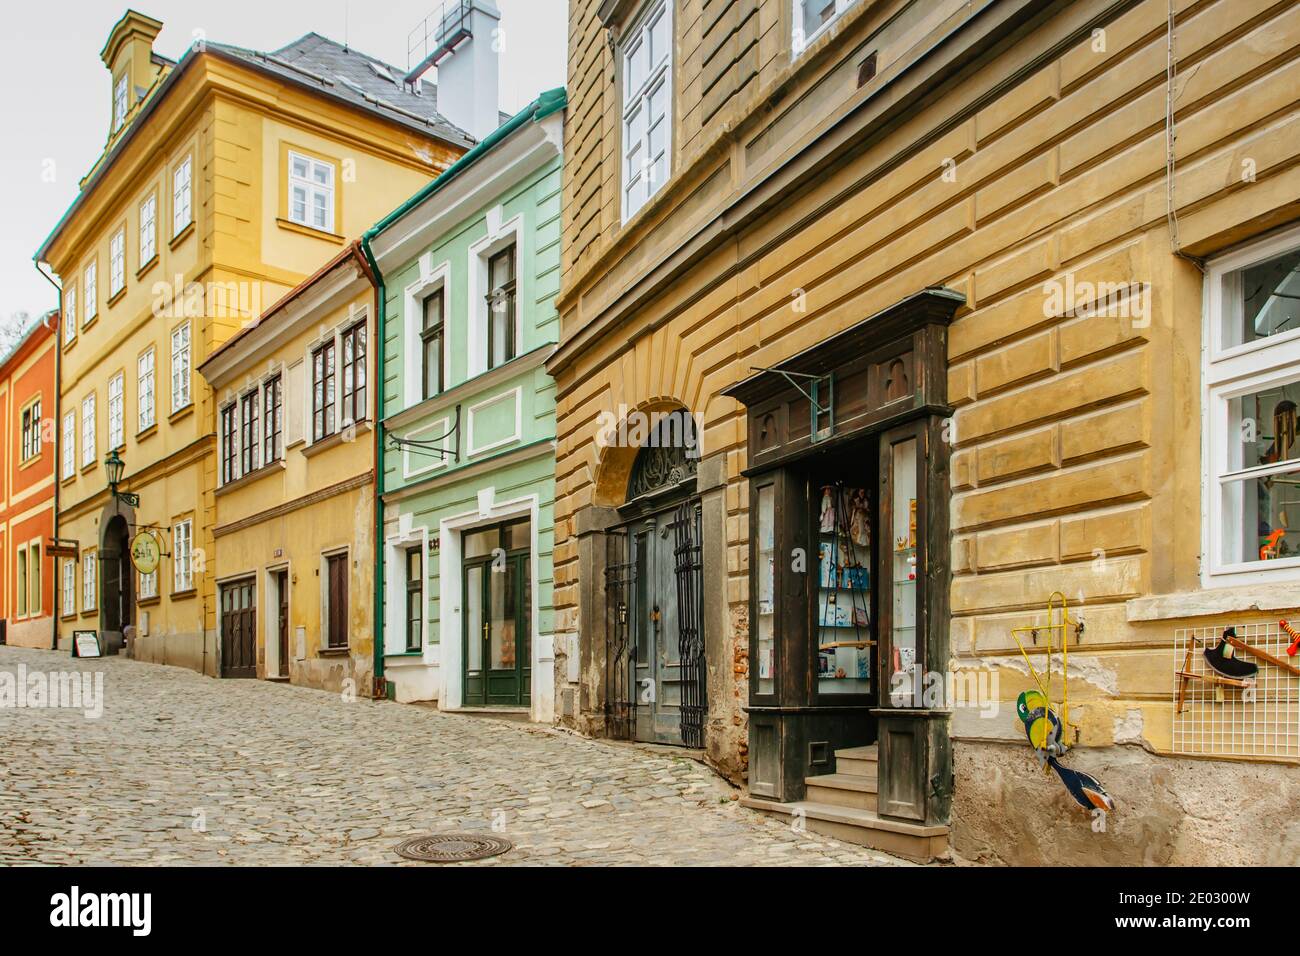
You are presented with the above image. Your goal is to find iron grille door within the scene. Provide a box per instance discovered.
[604,529,635,740]
[673,500,706,748]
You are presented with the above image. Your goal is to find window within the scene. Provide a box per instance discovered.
[20,399,41,462]
[139,194,157,264]
[171,322,191,412]
[109,228,125,298]
[81,393,96,468]
[107,373,124,450]
[84,260,97,324]
[405,546,423,652]
[288,151,335,232]
[312,340,337,441]
[486,245,517,369]
[792,0,858,55]
[340,322,367,425]
[240,390,260,475]
[63,286,76,344]
[1205,226,1300,584]
[421,289,444,399]
[61,411,75,479]
[173,519,193,592]
[172,156,192,237]
[220,403,238,484]
[263,375,282,464]
[29,542,40,617]
[62,559,75,617]
[620,0,672,221]
[325,551,349,649]
[113,73,128,131]
[82,551,97,612]
[139,564,158,600]
[138,348,155,431]
[17,546,28,617]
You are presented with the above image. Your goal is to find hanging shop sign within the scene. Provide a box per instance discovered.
[130,531,161,575]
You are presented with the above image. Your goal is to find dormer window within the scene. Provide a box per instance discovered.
[113,73,129,131]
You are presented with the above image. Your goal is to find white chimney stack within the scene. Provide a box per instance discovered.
[437,0,501,142]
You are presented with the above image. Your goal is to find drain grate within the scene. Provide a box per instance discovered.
[394,833,514,863]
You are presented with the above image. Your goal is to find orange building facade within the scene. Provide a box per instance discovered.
[0,314,58,649]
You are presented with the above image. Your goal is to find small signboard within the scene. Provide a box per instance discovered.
[72,631,101,659]
[130,531,161,575]
[47,540,79,559]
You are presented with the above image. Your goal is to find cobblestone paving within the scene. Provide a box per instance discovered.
[0,647,910,866]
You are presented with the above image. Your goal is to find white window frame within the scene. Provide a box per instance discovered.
[107,372,125,450]
[467,216,522,377]
[139,563,158,600]
[63,285,76,344]
[83,260,98,324]
[287,150,336,233]
[171,322,191,413]
[792,0,858,57]
[403,255,452,408]
[172,155,192,238]
[20,398,41,462]
[1202,223,1300,587]
[109,228,125,298]
[138,347,155,431]
[81,392,96,469]
[61,410,75,479]
[113,72,128,131]
[62,559,76,617]
[173,519,194,592]
[139,193,157,265]
[28,538,41,618]
[619,0,673,223]
[82,551,97,612]
[17,544,28,618]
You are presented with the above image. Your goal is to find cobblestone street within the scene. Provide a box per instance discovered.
[0,647,910,866]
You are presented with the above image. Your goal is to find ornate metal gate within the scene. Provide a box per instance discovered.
[673,500,706,748]
[604,528,635,740]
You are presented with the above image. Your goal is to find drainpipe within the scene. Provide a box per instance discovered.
[359,235,386,699]
[35,261,61,651]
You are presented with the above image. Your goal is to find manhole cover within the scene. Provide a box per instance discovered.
[394,833,514,863]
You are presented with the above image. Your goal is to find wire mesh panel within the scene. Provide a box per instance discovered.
[1172,623,1300,759]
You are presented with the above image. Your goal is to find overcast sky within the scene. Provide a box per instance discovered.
[0,0,568,326]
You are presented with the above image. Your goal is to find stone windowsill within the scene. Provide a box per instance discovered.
[1126,583,1300,623]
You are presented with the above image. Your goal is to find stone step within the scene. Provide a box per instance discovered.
[835,744,878,775]
[804,772,878,812]
[741,796,947,863]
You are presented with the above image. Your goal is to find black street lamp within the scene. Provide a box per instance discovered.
[104,449,139,507]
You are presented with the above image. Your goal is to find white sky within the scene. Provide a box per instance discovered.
[0,0,568,325]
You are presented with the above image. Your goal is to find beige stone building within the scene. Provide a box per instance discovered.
[551,0,1300,863]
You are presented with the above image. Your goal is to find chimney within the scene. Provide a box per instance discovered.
[435,0,501,141]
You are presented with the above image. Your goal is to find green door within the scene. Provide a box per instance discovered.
[462,523,531,707]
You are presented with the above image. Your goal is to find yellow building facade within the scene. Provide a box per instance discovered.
[36,10,466,674]
[198,247,376,692]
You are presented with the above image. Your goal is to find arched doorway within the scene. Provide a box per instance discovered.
[605,409,706,747]
[100,511,134,654]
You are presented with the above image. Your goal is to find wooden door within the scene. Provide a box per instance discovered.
[276,570,289,677]
[463,553,530,706]
[220,579,256,678]
[631,508,684,745]
[326,554,348,650]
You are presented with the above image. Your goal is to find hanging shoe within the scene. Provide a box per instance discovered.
[1203,627,1259,681]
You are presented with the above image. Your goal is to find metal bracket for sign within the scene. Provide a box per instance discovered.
[387,404,461,463]
[748,367,835,442]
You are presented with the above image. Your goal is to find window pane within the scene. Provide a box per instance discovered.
[1228,247,1300,348]
[756,484,776,695]
[626,36,647,95]
[1223,465,1300,565]
[1231,379,1300,471]
[649,9,669,65]
[888,439,918,706]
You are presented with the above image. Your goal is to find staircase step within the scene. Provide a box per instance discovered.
[804,772,878,811]
[834,744,878,775]
[741,796,946,863]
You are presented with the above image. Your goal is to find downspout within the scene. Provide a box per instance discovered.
[35,261,61,651]
[359,234,387,699]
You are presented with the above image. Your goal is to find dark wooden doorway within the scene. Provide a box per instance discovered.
[274,569,290,678]
[101,513,133,650]
[220,578,257,678]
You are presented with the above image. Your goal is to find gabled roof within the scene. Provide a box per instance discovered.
[208,32,474,146]
[35,30,474,264]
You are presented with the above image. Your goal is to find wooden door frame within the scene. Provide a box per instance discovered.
[264,563,290,679]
